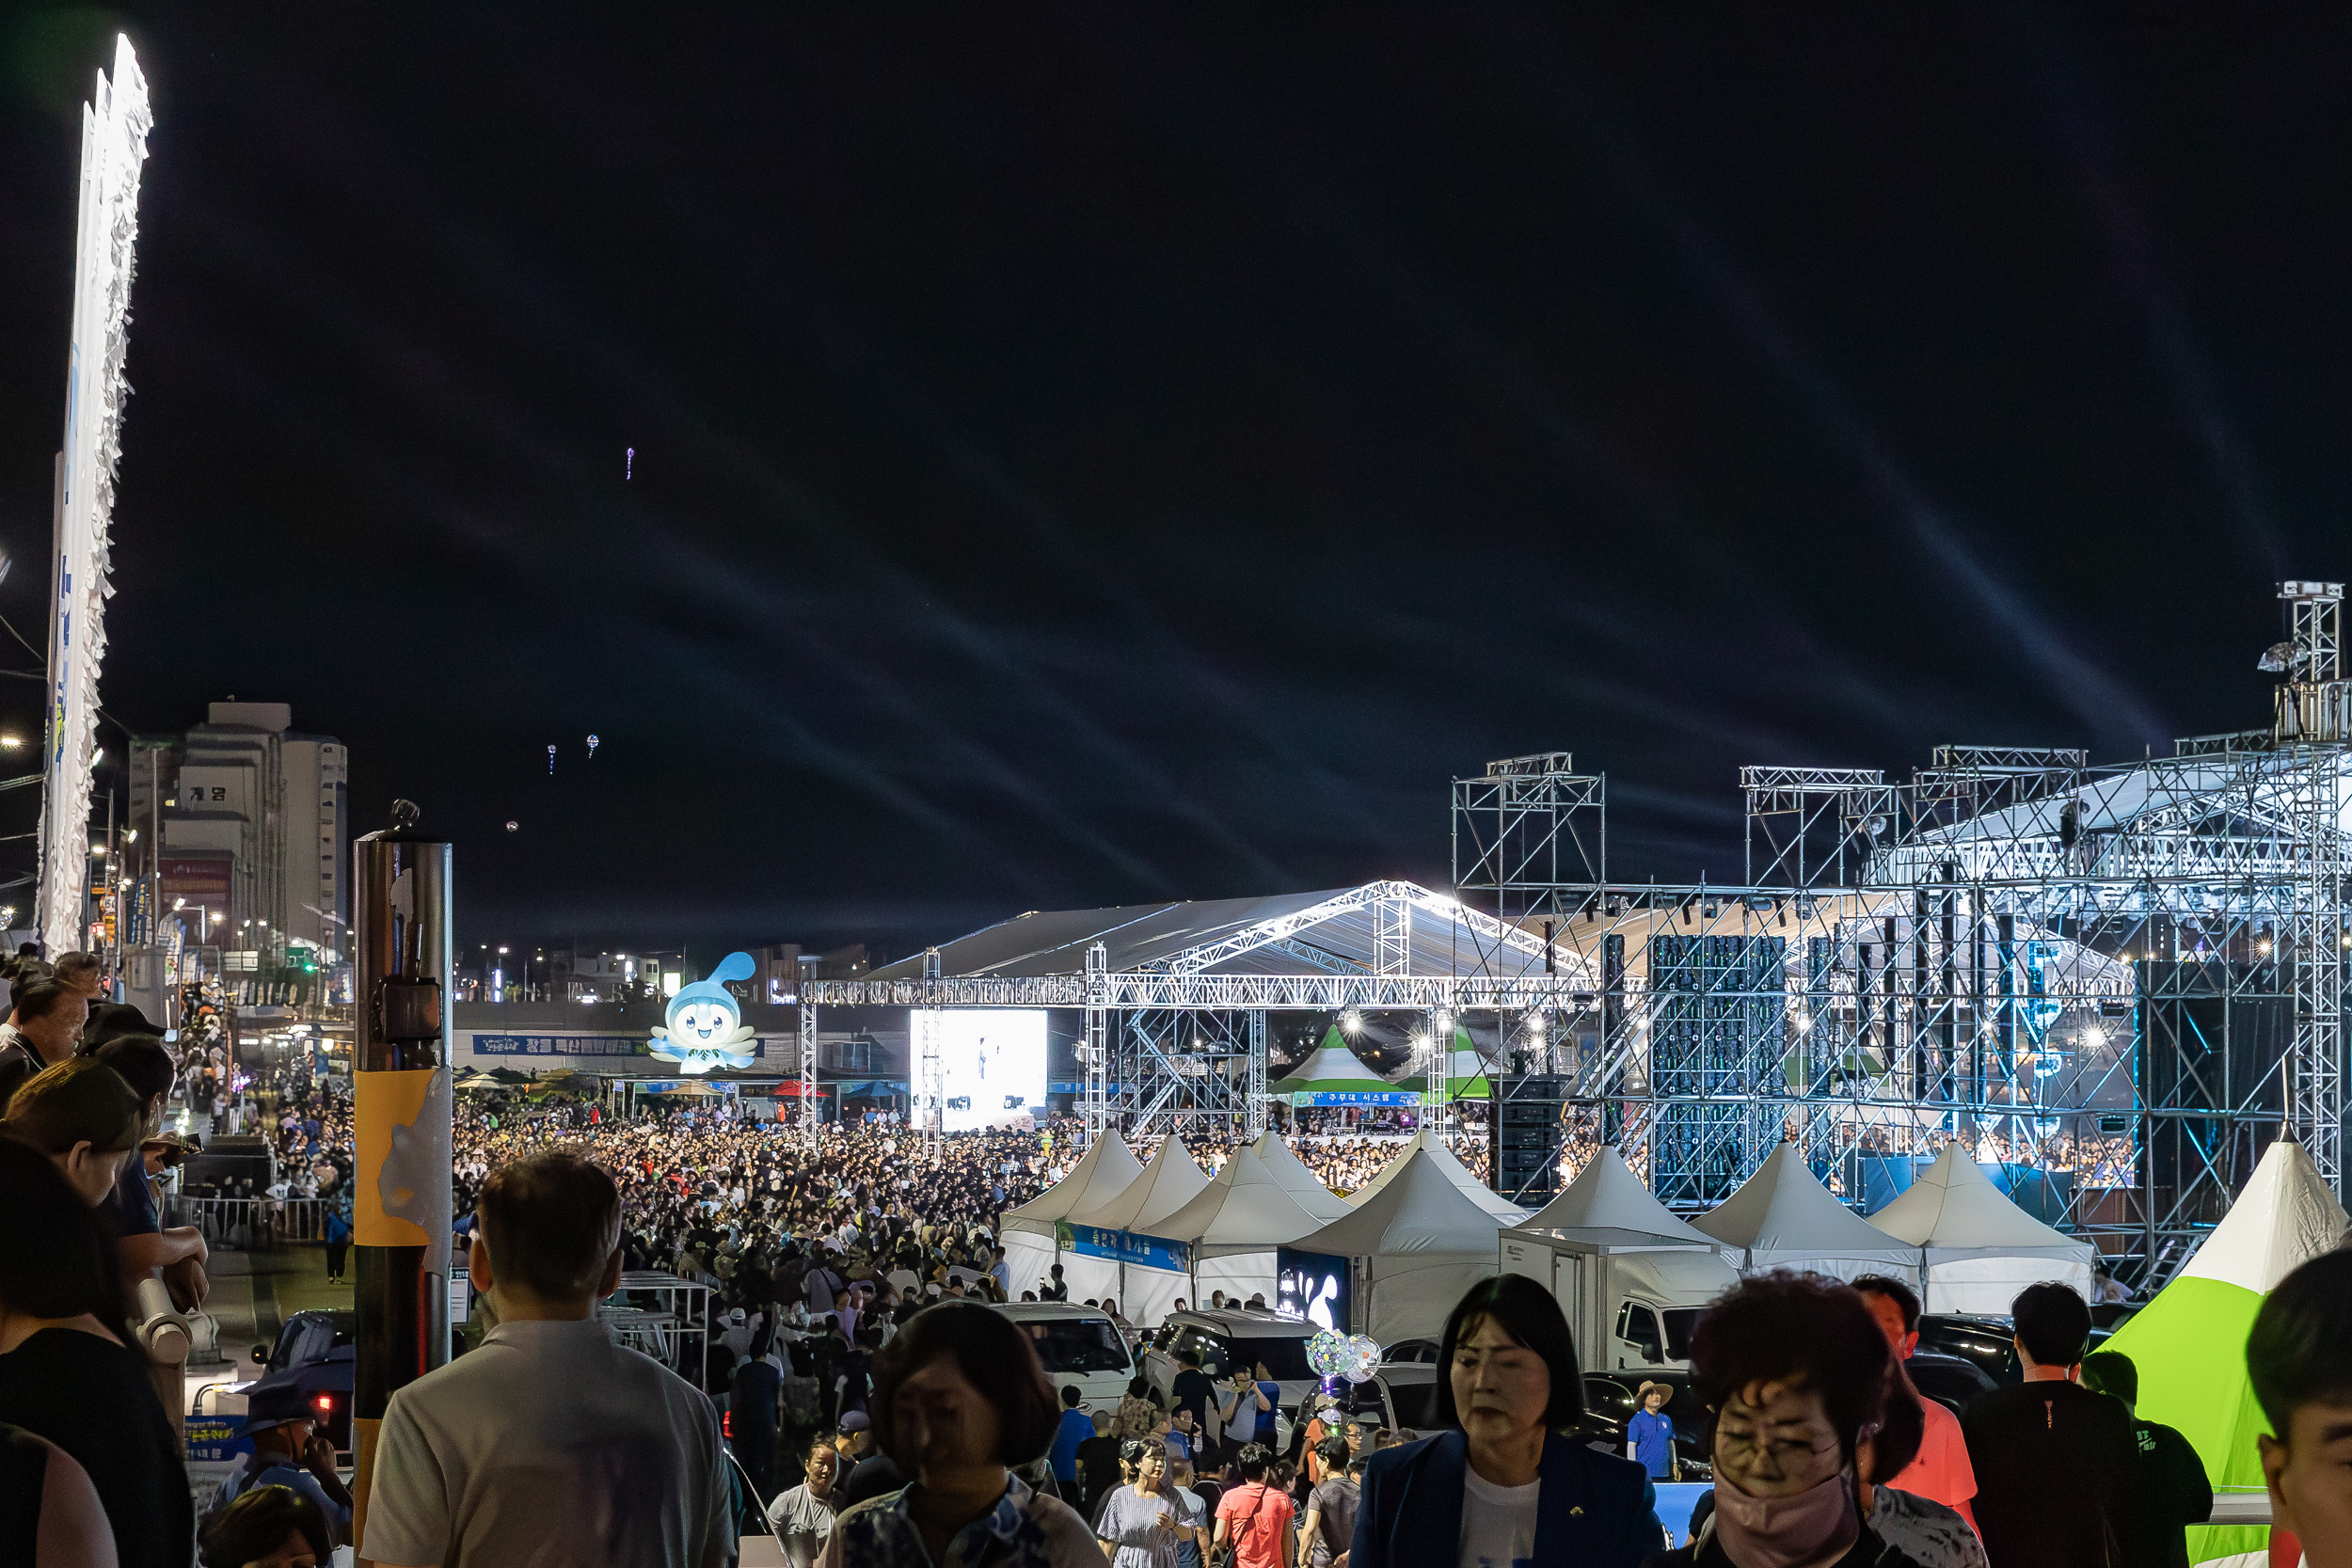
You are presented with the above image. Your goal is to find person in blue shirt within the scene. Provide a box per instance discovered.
[1626,1380,1678,1479]
[210,1386,355,1545]
[1049,1384,1094,1489]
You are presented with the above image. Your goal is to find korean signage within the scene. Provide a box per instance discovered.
[1292,1090,1420,1108]
[471,1034,655,1058]
[1058,1222,1191,1274]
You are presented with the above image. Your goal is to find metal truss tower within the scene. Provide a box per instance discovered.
[1444,584,2349,1282]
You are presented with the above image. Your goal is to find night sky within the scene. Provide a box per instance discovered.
[2,8,2346,962]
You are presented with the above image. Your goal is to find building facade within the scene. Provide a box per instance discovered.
[127,703,349,963]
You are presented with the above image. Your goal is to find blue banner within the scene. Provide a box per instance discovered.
[470,1034,771,1060]
[1292,1090,1419,1108]
[1060,1222,1191,1273]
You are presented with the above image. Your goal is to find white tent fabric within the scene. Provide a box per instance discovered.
[1073,1134,1212,1234]
[999,1133,1143,1303]
[1290,1148,1509,1340]
[1694,1143,1918,1284]
[1346,1129,1527,1222]
[1867,1141,2095,1312]
[1270,1043,1393,1092]
[2180,1136,2350,1292]
[1249,1132,1353,1223]
[1158,1146,1338,1256]
[1519,1147,1725,1251]
[1004,1133,1144,1234]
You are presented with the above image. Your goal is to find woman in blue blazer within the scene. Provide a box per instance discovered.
[1349,1275,1662,1568]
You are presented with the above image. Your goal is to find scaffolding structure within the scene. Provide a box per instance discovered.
[804,879,1595,1142]
[1452,583,2350,1280]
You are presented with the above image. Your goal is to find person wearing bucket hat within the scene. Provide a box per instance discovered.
[1627,1380,1678,1480]
[210,1384,352,1543]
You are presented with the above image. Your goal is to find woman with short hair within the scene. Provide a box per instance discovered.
[1348,1274,1658,1568]
[1650,1272,1928,1568]
[817,1301,1101,1568]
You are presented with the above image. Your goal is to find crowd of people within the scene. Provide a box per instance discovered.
[8,941,2352,1566]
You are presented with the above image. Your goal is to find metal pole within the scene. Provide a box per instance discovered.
[348,800,453,1548]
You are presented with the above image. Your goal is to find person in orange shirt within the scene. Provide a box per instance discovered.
[1852,1275,1979,1532]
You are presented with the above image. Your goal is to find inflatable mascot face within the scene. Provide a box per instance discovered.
[649,951,759,1073]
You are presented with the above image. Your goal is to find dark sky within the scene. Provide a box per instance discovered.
[2,8,2347,963]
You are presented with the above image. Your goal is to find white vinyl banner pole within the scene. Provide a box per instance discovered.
[41,36,151,957]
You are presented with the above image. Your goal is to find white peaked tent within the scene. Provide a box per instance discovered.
[1268,1040,1397,1097]
[1867,1142,2095,1312]
[1249,1131,1353,1223]
[999,1132,1143,1301]
[1066,1135,1215,1323]
[1289,1148,1510,1341]
[1150,1144,1340,1309]
[1347,1129,1527,1222]
[1694,1143,1918,1283]
[1520,1147,1727,1250]
[1074,1134,1212,1233]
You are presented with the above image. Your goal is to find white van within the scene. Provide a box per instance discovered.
[989,1302,1137,1413]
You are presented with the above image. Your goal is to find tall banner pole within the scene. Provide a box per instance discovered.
[349,801,453,1555]
[41,36,150,957]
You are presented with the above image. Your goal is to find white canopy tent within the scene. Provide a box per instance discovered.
[1520,1147,1727,1252]
[1145,1144,1340,1310]
[1867,1142,2095,1311]
[1347,1129,1526,1222]
[1068,1135,1215,1323]
[1289,1148,1511,1341]
[1694,1143,1918,1284]
[999,1133,1143,1303]
[1249,1131,1353,1223]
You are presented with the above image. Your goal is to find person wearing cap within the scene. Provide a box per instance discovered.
[1625,1380,1677,1480]
[208,1384,353,1544]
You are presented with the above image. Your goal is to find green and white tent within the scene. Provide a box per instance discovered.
[1269,1032,1402,1103]
[2104,1138,2348,1564]
[1390,1026,1499,1101]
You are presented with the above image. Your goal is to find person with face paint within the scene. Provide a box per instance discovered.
[1651,1272,1927,1568]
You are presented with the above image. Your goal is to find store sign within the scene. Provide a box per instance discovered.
[1058,1222,1191,1273]
[472,1034,655,1058]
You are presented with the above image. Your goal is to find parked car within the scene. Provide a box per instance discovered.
[987,1302,1136,1413]
[226,1309,355,1453]
[1916,1312,2115,1389]
[1140,1308,1320,1449]
[1904,1350,1999,1416]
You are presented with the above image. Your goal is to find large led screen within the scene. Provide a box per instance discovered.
[912,1008,1048,1132]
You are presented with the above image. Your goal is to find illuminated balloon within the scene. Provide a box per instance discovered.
[504,821,519,832]
[586,734,600,755]
[1306,1330,1352,1380]
[547,744,557,774]
[1343,1334,1381,1385]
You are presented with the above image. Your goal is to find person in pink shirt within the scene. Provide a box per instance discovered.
[1853,1275,1979,1532]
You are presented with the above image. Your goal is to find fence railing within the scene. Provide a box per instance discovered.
[167,1196,339,1249]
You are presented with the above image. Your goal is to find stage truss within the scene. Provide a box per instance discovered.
[806,582,2346,1283]
[1483,582,2350,1282]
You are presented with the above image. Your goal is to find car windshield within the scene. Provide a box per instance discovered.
[1212,1333,1314,1382]
[1023,1318,1131,1374]
[1661,1308,1702,1361]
